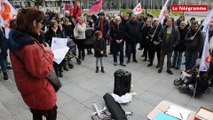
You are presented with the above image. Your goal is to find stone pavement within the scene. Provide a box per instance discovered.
[0,47,212,120]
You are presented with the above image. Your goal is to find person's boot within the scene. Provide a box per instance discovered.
[56,70,60,77]
[59,72,63,77]
[133,59,138,63]
[68,60,74,69]
[167,70,173,75]
[158,68,162,73]
[147,63,153,67]
[96,67,99,73]
[3,72,8,80]
[63,60,69,71]
[101,67,105,73]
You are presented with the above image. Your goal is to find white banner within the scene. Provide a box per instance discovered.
[158,0,169,24]
[201,9,213,33]
[133,3,142,15]
[199,29,210,71]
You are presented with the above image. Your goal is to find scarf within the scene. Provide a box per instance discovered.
[100,19,104,36]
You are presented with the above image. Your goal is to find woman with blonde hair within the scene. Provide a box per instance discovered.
[74,16,87,60]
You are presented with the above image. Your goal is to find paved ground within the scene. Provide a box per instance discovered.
[0,46,212,120]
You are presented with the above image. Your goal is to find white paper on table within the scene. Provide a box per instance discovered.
[52,46,69,64]
[51,37,68,50]
[165,105,190,120]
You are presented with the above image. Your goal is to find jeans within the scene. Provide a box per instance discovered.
[96,57,103,67]
[185,50,198,70]
[172,50,183,69]
[112,44,124,64]
[127,43,137,61]
[159,50,172,70]
[30,105,57,120]
[0,54,7,72]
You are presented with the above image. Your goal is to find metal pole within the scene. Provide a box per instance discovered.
[162,0,164,9]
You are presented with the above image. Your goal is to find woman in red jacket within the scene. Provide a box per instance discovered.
[8,8,57,120]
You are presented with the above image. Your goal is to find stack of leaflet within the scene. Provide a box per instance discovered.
[51,37,69,64]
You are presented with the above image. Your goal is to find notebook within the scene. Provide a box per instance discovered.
[165,105,190,120]
[153,112,180,120]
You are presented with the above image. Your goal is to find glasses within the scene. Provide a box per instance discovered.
[39,21,44,28]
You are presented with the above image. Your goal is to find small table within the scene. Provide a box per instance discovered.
[147,100,196,120]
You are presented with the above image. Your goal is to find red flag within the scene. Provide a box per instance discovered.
[73,0,81,20]
[64,3,73,15]
[89,0,102,15]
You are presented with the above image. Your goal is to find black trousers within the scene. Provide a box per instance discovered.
[76,39,85,59]
[143,43,148,59]
[30,106,57,120]
[148,43,160,65]
[53,62,63,73]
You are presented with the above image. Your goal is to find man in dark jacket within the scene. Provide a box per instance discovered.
[185,21,204,70]
[141,18,152,61]
[95,12,109,57]
[147,18,162,67]
[125,15,141,63]
[110,16,126,66]
[121,13,130,57]
[158,17,180,75]
[172,21,187,69]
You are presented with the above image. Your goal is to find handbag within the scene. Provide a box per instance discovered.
[47,69,62,92]
[35,42,62,92]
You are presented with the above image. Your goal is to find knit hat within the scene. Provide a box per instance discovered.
[94,30,102,38]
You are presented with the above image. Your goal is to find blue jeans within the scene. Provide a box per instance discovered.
[185,51,198,70]
[112,44,124,64]
[127,43,137,61]
[0,54,7,72]
[172,50,183,69]
[96,57,103,67]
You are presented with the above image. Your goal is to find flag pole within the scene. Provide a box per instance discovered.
[192,24,202,38]
[150,23,160,42]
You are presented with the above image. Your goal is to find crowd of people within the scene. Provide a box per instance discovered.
[40,8,213,75]
[0,7,213,120]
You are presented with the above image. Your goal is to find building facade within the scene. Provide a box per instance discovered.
[8,0,213,9]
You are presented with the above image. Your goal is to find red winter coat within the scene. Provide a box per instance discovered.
[8,30,57,110]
